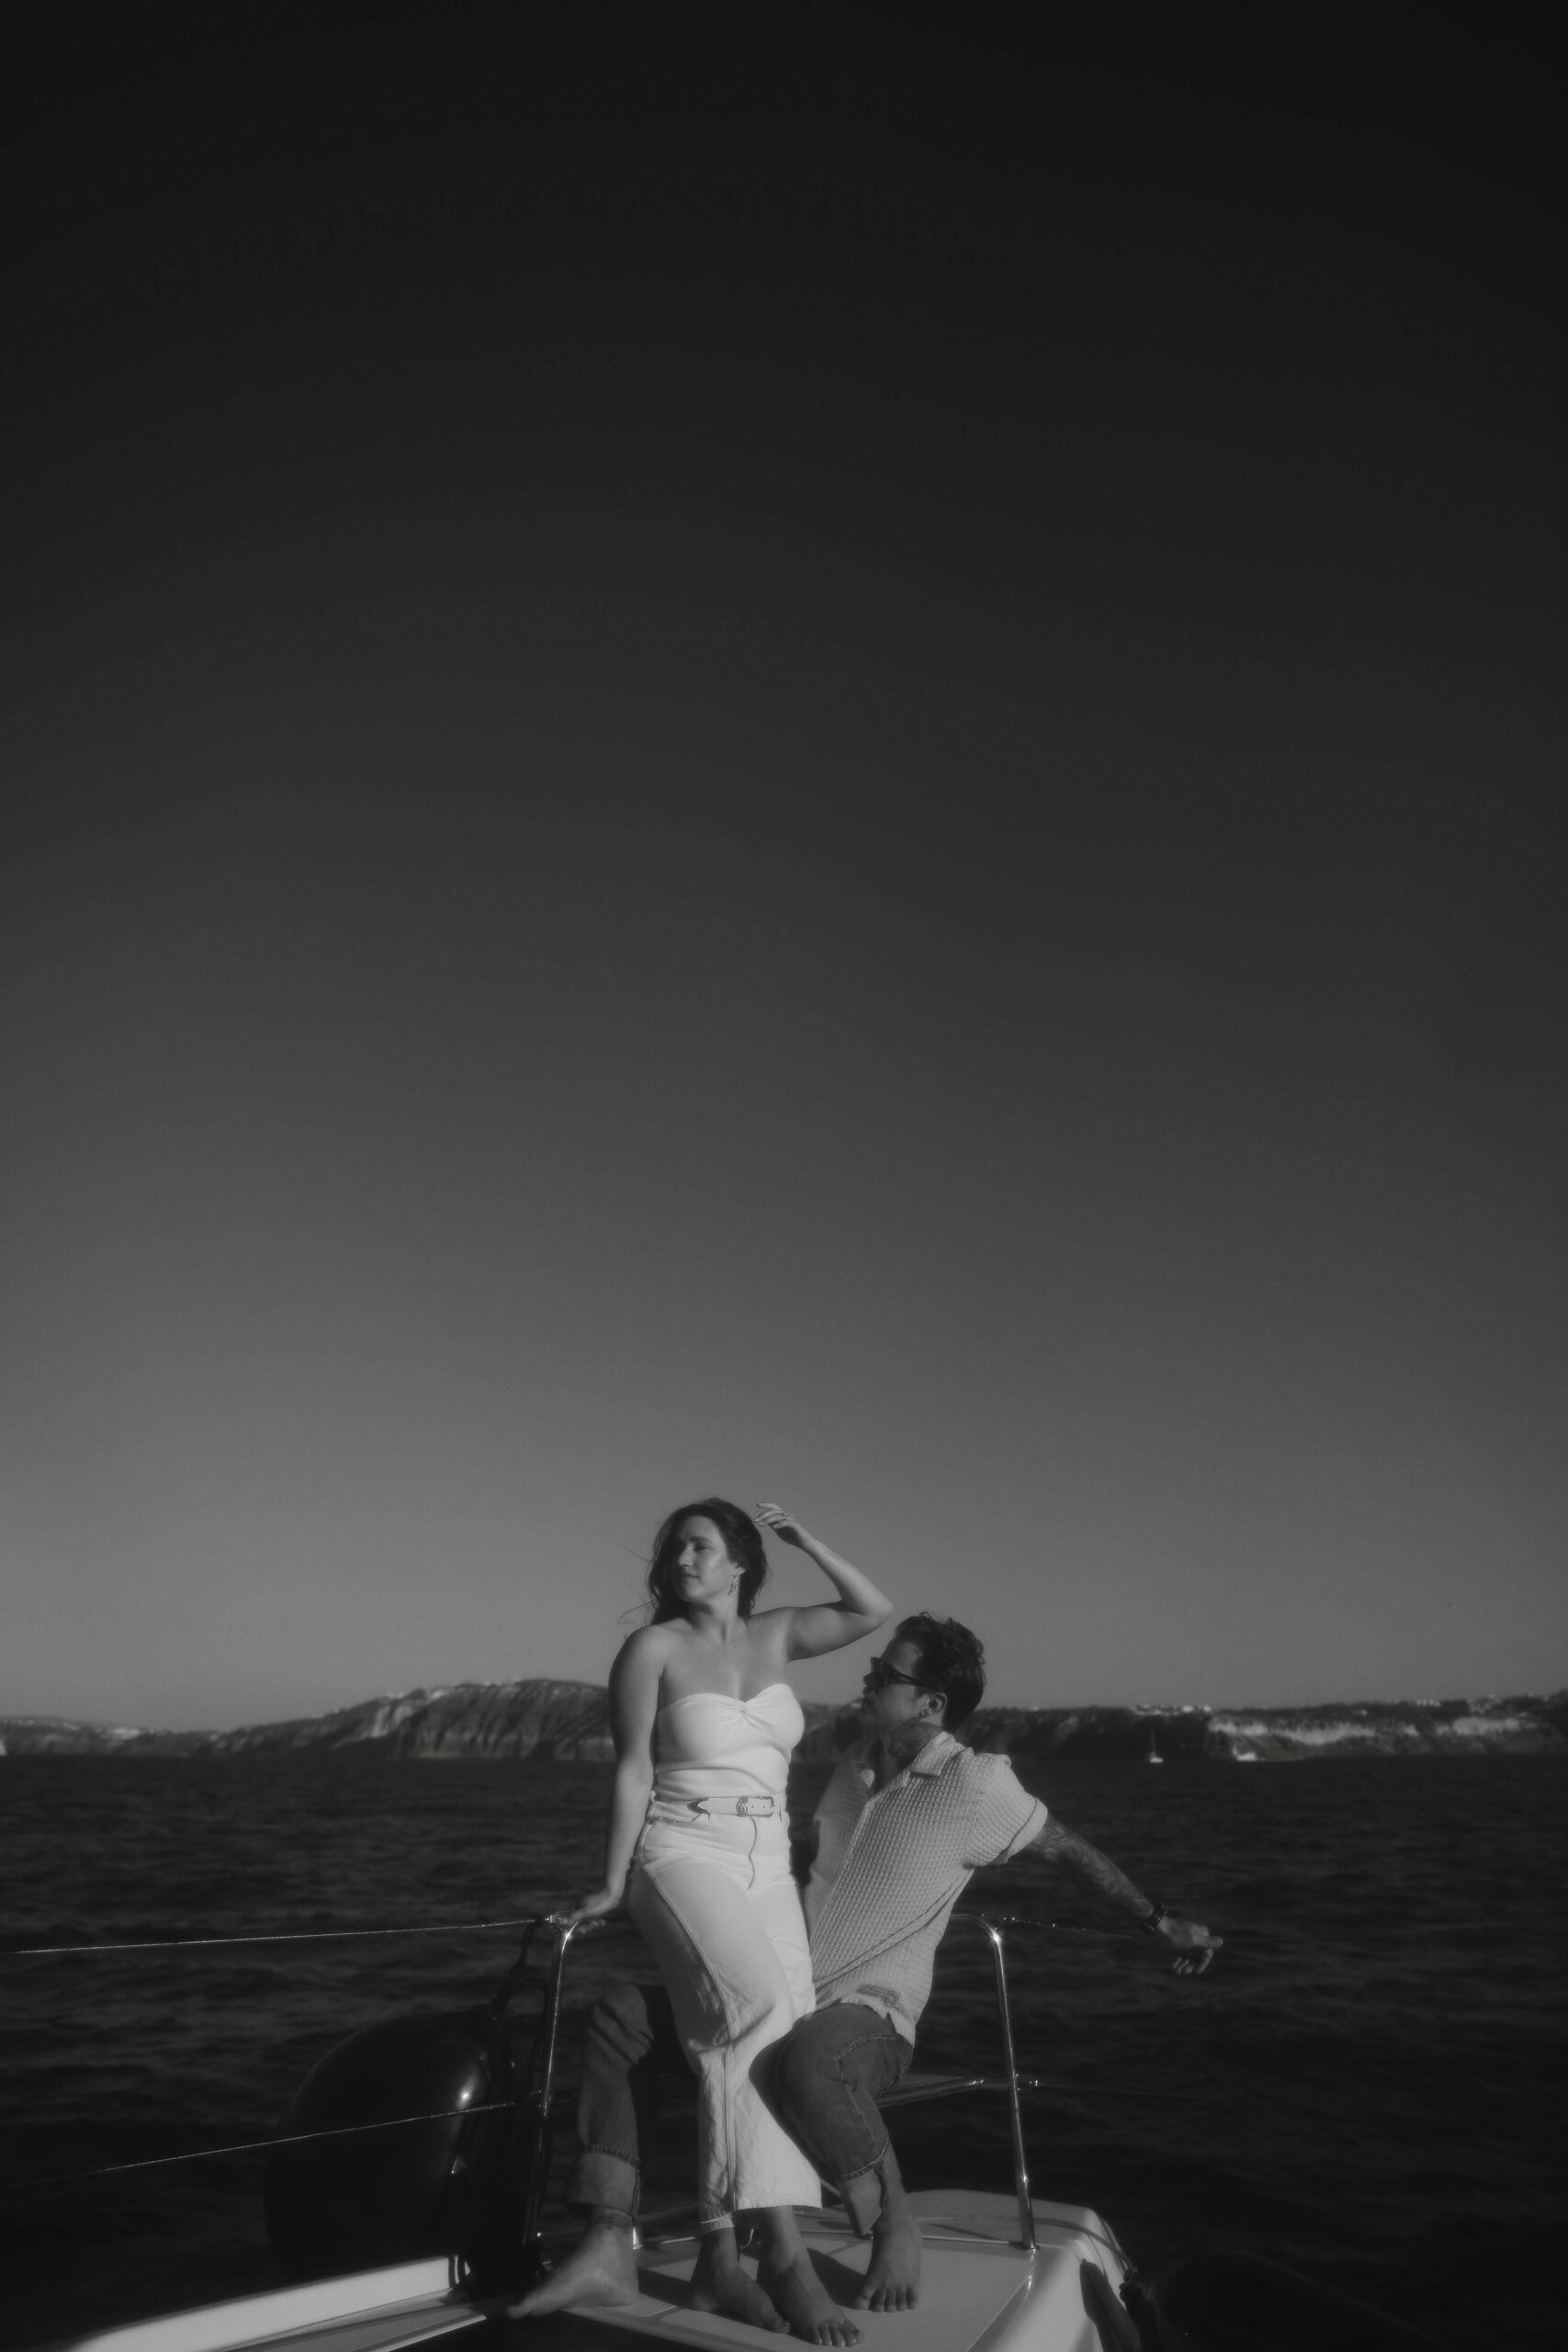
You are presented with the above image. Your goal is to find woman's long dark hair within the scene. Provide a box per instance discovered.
[647,1498,770,1623]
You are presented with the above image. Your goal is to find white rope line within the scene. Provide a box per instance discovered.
[957,1911,1138,1938]
[4,2099,526,2194]
[3,1916,544,1960]
[6,1912,1125,1960]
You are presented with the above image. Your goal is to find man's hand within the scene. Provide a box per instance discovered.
[1153,1914,1222,1976]
[1023,1818,1222,1974]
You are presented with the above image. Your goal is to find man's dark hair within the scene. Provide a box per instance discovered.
[898,1612,986,1735]
[647,1498,770,1623]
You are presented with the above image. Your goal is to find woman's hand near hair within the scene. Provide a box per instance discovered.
[756,1503,895,1658]
[755,1504,814,1550]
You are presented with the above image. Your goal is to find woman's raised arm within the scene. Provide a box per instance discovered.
[558,1629,661,1926]
[756,1504,894,1659]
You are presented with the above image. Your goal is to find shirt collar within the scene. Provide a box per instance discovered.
[908,1729,961,1776]
[853,1727,960,1782]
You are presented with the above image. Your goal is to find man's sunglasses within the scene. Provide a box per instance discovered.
[864,1655,942,1694]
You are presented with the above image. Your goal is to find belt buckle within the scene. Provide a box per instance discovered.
[737,1793,768,1817]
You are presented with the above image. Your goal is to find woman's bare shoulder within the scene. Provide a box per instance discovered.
[607,1627,676,1732]
[613,1622,673,1679]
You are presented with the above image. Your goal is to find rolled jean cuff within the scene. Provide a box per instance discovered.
[572,2145,640,2217]
[834,2145,898,2237]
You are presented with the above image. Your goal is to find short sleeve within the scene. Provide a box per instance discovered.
[964,1752,1047,1870]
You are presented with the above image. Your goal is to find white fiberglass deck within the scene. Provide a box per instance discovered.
[39,2193,1134,2352]
[605,2194,1132,2352]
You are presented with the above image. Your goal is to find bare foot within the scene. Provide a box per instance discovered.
[692,2233,791,2334]
[848,2198,921,2312]
[506,2215,640,2318]
[758,2252,862,2346]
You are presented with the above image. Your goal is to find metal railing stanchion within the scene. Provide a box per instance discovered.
[518,1916,604,2253]
[976,1915,1036,2252]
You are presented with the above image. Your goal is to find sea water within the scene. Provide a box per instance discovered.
[1,1754,1562,2349]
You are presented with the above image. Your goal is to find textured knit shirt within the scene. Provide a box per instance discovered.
[803,1730,1047,2043]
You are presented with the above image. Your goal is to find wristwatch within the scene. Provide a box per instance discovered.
[1140,1903,1169,1935]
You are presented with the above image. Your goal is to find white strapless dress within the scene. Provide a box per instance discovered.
[627,1682,820,2223]
[643,1680,804,1815]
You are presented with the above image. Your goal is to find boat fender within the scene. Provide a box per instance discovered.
[1079,2257,1143,2350]
[263,2003,526,2282]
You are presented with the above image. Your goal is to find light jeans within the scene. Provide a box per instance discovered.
[626,1804,820,2225]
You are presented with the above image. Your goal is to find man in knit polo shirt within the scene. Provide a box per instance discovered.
[803,1648,1051,2041]
[771,1613,1218,2318]
[512,1615,1220,2333]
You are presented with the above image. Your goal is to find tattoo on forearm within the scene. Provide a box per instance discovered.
[1031,1821,1148,1916]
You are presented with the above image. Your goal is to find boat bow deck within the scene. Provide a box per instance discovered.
[40,2193,1134,2352]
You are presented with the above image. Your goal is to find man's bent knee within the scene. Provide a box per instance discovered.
[589,1981,655,2064]
[771,2048,827,2125]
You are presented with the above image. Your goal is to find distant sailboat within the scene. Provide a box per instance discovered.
[1147,1723,1164,1764]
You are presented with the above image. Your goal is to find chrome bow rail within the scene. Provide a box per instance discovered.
[507,1907,1057,2256]
[874,1912,1047,2250]
[5,1906,1089,2255]
[0,1913,588,2199]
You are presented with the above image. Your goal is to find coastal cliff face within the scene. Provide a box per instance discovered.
[0,1715,158,1757]
[964,1692,1568,1763]
[0,1684,620,1759]
[4,1686,1565,1762]
[211,1679,621,1760]
[3,1683,1568,1758]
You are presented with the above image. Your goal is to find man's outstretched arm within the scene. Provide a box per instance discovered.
[1021,1818,1222,1975]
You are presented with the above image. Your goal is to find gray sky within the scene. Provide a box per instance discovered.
[4,7,1564,1726]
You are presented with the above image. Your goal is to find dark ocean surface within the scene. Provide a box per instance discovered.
[1,1754,1563,2349]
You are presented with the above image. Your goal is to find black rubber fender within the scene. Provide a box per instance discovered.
[263,2006,516,2280]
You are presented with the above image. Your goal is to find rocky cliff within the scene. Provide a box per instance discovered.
[0,1714,160,1757]
[963,1691,1568,1763]
[209,1679,622,1760]
[4,1685,1564,1763]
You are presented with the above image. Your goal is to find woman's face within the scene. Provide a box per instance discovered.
[672,1515,737,1607]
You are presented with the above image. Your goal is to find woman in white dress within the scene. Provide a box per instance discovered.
[564,1499,892,2345]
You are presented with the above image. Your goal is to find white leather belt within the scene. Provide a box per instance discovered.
[684,1794,777,1817]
